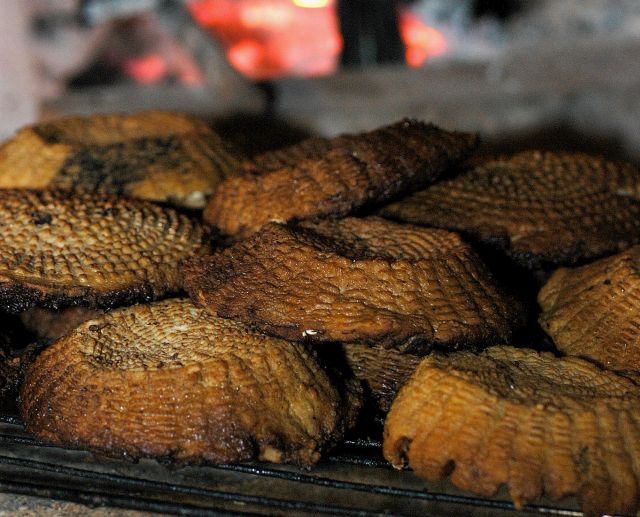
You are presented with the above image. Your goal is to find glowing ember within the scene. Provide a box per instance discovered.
[399,9,448,68]
[187,1,447,78]
[227,39,264,79]
[187,0,341,80]
[124,54,168,84]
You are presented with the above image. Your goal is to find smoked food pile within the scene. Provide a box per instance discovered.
[1,112,640,515]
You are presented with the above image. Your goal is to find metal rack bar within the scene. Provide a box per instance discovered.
[0,415,583,516]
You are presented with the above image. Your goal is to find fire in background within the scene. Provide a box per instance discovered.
[32,0,640,91]
[188,0,448,80]
[28,0,523,92]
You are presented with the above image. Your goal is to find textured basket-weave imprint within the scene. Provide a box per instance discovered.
[20,299,360,466]
[0,189,205,312]
[384,346,640,516]
[185,217,523,350]
[342,343,423,412]
[539,245,640,372]
[0,111,243,209]
[204,119,478,239]
[380,151,640,268]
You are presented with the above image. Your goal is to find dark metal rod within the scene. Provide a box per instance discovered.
[0,479,262,517]
[0,456,401,517]
[0,454,581,515]
[0,419,582,515]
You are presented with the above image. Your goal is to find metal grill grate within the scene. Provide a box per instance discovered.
[0,413,583,516]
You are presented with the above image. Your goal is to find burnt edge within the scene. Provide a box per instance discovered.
[0,280,180,314]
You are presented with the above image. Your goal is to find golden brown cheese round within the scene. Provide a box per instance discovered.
[184,217,523,350]
[0,111,244,209]
[380,151,640,268]
[0,189,205,312]
[20,298,361,466]
[203,120,478,239]
[539,246,640,373]
[384,346,640,516]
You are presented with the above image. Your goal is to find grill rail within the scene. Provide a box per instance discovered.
[0,415,583,516]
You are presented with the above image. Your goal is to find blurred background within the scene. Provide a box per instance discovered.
[1,0,640,161]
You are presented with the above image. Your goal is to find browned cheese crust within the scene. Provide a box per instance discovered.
[244,136,339,172]
[20,306,104,340]
[539,246,640,373]
[384,346,640,516]
[184,217,523,349]
[20,298,360,466]
[343,344,423,412]
[380,151,640,268]
[0,111,244,209]
[0,190,205,312]
[203,120,478,239]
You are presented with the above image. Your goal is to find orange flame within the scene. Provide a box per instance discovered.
[187,1,446,77]
[400,10,448,68]
[124,54,168,84]
[187,0,341,80]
